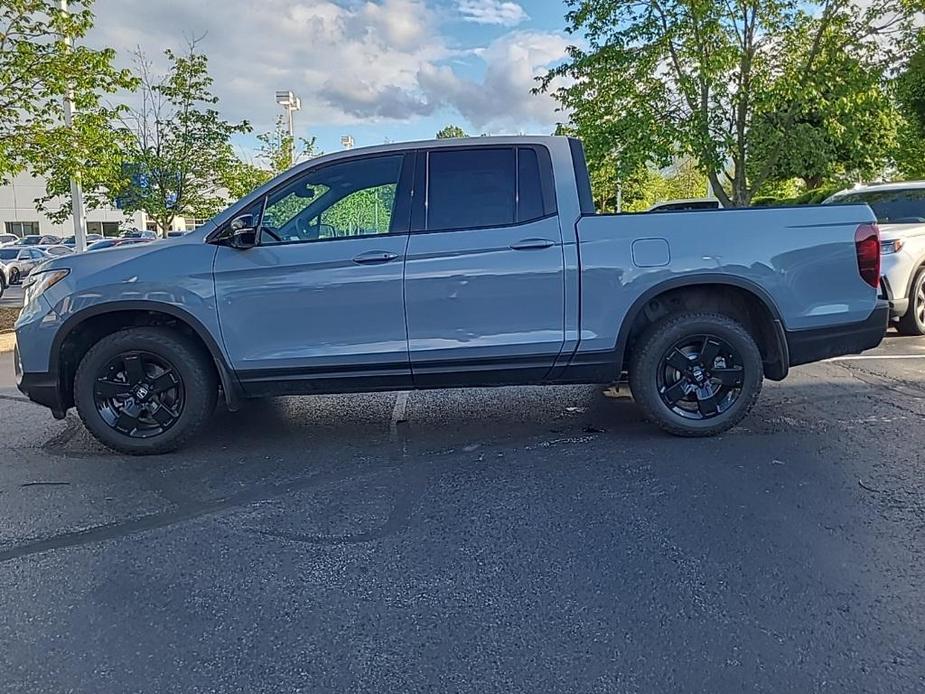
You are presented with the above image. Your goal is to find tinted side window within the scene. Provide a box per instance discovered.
[427,148,515,231]
[517,148,544,223]
[260,154,405,245]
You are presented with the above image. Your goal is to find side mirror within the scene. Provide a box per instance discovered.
[228,215,257,249]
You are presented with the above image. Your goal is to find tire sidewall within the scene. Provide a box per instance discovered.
[630,315,763,435]
[74,328,216,454]
[912,272,925,333]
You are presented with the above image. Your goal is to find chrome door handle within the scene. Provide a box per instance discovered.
[510,238,556,250]
[353,251,400,265]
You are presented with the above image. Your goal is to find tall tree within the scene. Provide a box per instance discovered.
[436,124,468,139]
[113,41,250,234]
[222,116,320,200]
[895,31,925,179]
[0,0,135,209]
[541,0,923,206]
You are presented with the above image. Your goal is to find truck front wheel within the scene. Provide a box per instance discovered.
[74,327,218,455]
[629,312,763,437]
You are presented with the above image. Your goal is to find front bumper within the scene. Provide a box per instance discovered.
[786,301,889,367]
[14,343,67,419]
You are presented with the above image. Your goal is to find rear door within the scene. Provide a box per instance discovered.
[403,145,565,386]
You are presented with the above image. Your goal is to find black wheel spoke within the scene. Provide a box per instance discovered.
[150,404,177,426]
[662,380,688,405]
[665,349,692,372]
[699,338,722,368]
[95,378,131,399]
[114,404,143,433]
[150,371,178,393]
[122,355,146,385]
[712,366,744,387]
[697,393,722,417]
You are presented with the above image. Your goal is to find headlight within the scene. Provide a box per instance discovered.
[23,268,69,304]
[881,239,904,255]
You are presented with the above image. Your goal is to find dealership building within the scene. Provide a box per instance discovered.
[0,171,207,238]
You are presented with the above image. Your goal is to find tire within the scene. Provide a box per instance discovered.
[74,327,218,455]
[9,268,20,285]
[897,269,925,336]
[629,312,764,437]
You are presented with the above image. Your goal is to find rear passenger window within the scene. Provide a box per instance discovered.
[427,148,515,231]
[517,148,545,223]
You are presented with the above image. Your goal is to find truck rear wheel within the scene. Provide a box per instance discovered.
[74,327,217,455]
[629,312,763,437]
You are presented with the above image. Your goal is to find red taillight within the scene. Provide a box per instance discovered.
[855,223,880,290]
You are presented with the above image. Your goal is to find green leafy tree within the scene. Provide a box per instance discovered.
[112,41,250,234]
[436,124,468,139]
[748,21,899,189]
[895,32,925,179]
[0,0,135,215]
[222,116,320,201]
[541,0,922,207]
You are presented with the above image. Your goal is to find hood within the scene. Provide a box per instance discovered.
[878,221,925,242]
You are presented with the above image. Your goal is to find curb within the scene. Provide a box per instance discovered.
[0,332,15,354]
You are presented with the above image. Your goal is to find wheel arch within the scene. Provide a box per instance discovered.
[616,275,790,381]
[51,301,241,411]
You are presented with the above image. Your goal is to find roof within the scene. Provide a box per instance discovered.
[209,135,569,230]
[829,180,925,197]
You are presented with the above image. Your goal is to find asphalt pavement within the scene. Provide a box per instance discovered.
[1,332,923,692]
[0,283,24,308]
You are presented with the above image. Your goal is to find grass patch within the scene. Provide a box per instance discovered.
[0,307,19,333]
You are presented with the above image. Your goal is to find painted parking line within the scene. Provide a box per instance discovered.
[827,354,925,361]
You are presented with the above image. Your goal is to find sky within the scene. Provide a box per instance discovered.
[88,0,575,157]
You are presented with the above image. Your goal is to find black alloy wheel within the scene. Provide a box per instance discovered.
[93,351,185,438]
[628,312,763,437]
[657,334,745,420]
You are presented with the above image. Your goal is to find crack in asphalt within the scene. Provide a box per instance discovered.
[0,392,428,562]
[0,458,406,564]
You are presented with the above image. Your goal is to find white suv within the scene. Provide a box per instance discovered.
[824,182,925,335]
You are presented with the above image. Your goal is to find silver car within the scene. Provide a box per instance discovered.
[0,246,49,284]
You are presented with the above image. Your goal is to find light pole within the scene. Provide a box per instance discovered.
[59,0,87,252]
[275,90,301,165]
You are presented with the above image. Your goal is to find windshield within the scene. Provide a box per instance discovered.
[0,249,19,260]
[826,188,925,224]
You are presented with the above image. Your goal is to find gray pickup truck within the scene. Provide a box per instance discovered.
[14,136,888,454]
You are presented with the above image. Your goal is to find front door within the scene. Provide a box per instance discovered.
[214,153,414,394]
[403,146,566,386]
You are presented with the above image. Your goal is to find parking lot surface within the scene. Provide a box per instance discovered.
[1,333,923,692]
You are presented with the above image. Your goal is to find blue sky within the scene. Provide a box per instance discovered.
[89,0,575,160]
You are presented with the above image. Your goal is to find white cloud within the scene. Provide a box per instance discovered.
[457,0,529,26]
[87,0,566,134]
[419,31,570,130]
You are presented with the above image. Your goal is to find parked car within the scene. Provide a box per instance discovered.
[85,237,154,252]
[0,262,7,298]
[647,198,722,213]
[0,247,48,284]
[61,234,104,247]
[824,182,925,334]
[14,136,887,455]
[40,245,75,257]
[0,233,18,246]
[9,234,61,247]
[119,229,157,240]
